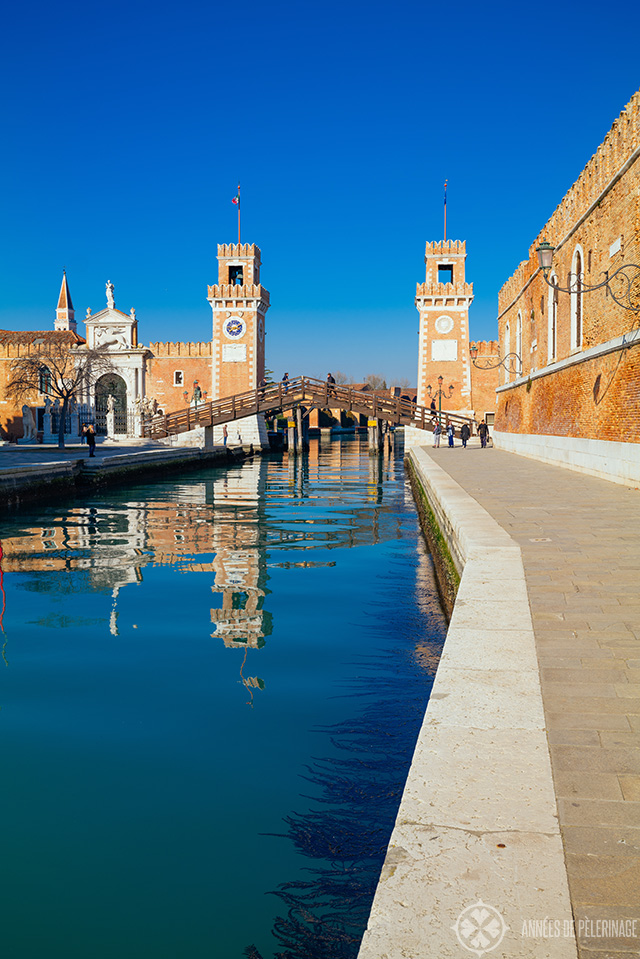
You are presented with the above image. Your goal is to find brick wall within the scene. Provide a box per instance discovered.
[496,89,640,443]
[147,344,212,413]
[469,340,500,420]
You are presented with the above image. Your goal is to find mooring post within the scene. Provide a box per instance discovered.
[298,406,309,450]
[368,418,382,454]
[287,417,298,453]
[295,407,305,453]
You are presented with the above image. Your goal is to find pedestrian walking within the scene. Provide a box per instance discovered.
[430,398,437,416]
[85,423,96,457]
[433,421,441,447]
[478,420,489,449]
[447,422,454,447]
[460,423,470,448]
[327,372,336,396]
[282,372,289,395]
[223,424,228,447]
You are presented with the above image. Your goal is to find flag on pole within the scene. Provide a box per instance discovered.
[444,179,447,205]
[232,185,240,207]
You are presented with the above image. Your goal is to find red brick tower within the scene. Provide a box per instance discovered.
[415,240,474,414]
[207,244,270,400]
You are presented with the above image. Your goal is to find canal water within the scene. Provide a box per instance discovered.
[0,434,447,959]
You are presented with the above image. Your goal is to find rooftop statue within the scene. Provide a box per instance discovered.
[106,280,115,309]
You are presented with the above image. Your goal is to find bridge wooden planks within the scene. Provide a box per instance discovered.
[145,375,478,439]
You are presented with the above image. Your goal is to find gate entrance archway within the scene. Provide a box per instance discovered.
[95,373,127,435]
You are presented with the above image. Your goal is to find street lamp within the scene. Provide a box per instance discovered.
[426,375,454,427]
[536,239,640,313]
[469,344,523,377]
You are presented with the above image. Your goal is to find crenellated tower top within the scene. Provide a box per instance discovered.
[417,238,473,300]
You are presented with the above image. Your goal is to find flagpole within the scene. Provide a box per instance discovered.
[444,180,447,242]
[237,182,241,245]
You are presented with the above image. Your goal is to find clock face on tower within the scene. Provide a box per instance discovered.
[223,316,246,339]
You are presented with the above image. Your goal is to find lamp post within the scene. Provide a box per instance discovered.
[469,344,523,377]
[536,239,640,313]
[426,375,454,427]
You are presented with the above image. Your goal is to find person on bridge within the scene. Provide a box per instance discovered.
[327,372,336,397]
[282,372,290,395]
[432,421,441,448]
[430,398,437,416]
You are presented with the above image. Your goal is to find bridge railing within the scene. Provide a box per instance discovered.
[144,375,478,439]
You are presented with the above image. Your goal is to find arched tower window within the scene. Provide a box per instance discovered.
[504,321,511,384]
[571,246,584,350]
[547,274,558,362]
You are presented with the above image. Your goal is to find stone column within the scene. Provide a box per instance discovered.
[106,410,115,437]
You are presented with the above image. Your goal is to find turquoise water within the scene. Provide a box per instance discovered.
[0,435,447,959]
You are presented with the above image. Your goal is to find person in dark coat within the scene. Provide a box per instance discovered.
[460,423,470,448]
[478,420,490,449]
[85,424,96,457]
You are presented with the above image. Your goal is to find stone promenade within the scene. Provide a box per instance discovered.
[429,441,640,959]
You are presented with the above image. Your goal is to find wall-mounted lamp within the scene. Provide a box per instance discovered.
[536,239,640,313]
[469,345,522,377]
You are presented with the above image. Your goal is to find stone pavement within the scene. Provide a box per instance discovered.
[0,441,163,467]
[426,440,640,959]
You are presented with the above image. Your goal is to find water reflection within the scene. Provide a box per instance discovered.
[1,446,408,703]
[0,436,446,959]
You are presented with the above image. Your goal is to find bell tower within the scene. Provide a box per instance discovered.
[207,244,269,400]
[54,271,76,333]
[415,240,474,414]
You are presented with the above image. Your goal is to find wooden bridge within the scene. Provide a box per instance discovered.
[144,376,476,441]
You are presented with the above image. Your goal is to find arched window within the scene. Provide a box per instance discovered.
[38,365,52,395]
[516,311,523,374]
[504,321,511,383]
[571,245,584,350]
[547,274,558,362]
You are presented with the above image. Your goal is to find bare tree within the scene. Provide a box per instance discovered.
[389,376,413,389]
[364,373,387,391]
[7,339,117,448]
[333,370,352,385]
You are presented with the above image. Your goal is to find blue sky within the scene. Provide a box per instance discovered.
[1,0,639,384]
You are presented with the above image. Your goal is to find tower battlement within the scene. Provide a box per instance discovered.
[425,239,467,258]
[416,280,473,298]
[217,243,261,263]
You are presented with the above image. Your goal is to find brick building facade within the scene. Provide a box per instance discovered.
[0,242,269,446]
[494,89,640,485]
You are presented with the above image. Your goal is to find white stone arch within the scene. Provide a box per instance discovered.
[547,272,558,362]
[570,244,584,350]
